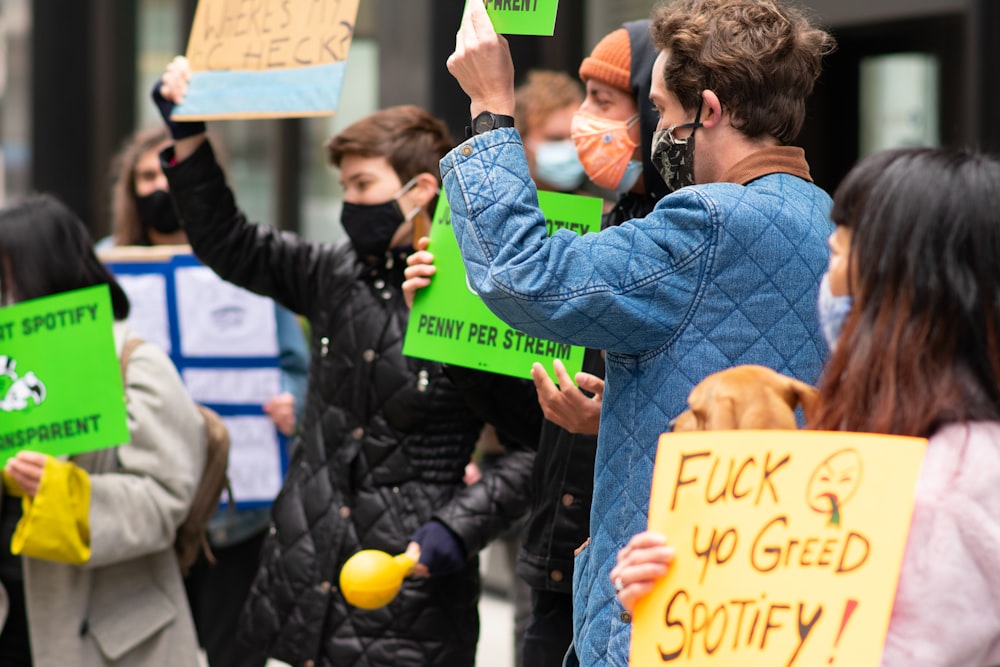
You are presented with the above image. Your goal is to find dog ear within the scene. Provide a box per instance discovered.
[669,409,697,432]
[672,380,711,432]
[704,395,739,430]
[736,388,799,429]
[784,378,820,426]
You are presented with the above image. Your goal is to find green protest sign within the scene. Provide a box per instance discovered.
[0,285,129,465]
[403,189,602,381]
[475,0,560,36]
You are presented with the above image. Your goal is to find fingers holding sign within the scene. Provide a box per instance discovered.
[159,55,193,106]
[610,531,676,613]
[402,237,436,309]
[5,451,50,498]
[447,0,516,119]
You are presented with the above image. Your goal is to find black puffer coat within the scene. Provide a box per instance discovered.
[163,141,535,667]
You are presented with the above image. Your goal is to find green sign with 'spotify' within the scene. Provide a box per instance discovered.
[0,285,129,465]
[403,189,602,381]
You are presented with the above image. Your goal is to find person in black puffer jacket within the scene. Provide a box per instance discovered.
[153,61,539,667]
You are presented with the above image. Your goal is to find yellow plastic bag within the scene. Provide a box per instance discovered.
[10,457,92,565]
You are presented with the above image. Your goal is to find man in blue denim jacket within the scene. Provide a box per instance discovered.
[444,1,836,665]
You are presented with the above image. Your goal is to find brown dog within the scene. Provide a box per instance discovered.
[670,365,819,431]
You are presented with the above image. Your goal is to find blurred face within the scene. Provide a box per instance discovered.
[133,142,171,197]
[580,79,641,151]
[827,226,853,296]
[649,52,695,134]
[649,50,708,189]
[338,155,404,205]
[523,104,577,167]
[339,154,428,249]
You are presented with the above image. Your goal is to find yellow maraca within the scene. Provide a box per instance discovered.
[339,549,416,609]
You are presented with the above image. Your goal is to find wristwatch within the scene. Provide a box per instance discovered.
[467,110,515,138]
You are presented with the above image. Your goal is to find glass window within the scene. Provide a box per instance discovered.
[136,0,182,130]
[0,0,31,203]
[584,0,651,50]
[300,38,379,244]
[136,0,275,225]
[859,53,940,156]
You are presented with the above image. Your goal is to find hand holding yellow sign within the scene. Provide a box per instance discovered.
[628,430,927,667]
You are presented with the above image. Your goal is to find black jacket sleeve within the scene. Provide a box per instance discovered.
[161,140,352,320]
[444,365,542,453]
[432,366,541,555]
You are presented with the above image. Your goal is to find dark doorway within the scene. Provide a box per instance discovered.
[800,14,963,194]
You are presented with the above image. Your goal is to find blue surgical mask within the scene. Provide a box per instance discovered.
[533,139,586,192]
[617,160,644,195]
[817,273,853,352]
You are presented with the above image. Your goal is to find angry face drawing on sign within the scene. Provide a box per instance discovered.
[806,448,863,526]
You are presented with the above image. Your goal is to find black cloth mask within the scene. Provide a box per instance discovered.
[650,103,703,194]
[340,199,406,259]
[135,189,182,235]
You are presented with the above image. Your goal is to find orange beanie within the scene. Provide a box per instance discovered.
[578,28,632,94]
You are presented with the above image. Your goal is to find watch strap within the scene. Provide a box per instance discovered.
[466,111,516,138]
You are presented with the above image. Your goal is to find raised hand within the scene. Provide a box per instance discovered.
[152,55,205,158]
[446,0,516,119]
[530,359,604,435]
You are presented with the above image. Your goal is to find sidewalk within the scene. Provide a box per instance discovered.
[253,590,515,667]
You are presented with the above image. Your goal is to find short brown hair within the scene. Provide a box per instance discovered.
[650,0,835,143]
[325,105,453,184]
[514,70,584,137]
[109,125,170,246]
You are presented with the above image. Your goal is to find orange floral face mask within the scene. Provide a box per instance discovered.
[570,111,641,192]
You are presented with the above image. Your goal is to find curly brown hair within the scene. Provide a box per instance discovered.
[108,125,171,246]
[514,70,584,137]
[325,105,454,185]
[650,0,835,143]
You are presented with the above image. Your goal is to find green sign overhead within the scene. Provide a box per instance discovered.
[403,188,602,381]
[474,0,560,36]
[0,285,129,465]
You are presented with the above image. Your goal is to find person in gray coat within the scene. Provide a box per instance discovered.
[0,193,204,666]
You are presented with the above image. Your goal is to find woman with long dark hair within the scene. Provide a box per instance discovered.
[611,147,1000,665]
[0,194,203,666]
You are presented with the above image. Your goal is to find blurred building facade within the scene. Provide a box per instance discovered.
[1,0,997,241]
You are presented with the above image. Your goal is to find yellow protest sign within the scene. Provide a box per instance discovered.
[173,0,360,120]
[631,430,927,667]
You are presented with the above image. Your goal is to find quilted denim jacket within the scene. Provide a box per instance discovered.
[442,129,832,667]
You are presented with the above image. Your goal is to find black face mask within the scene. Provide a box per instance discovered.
[650,103,704,194]
[340,199,406,259]
[134,189,182,235]
[340,177,423,259]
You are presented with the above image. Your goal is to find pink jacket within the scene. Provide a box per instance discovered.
[882,421,1000,666]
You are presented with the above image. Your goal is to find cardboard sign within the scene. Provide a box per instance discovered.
[101,247,287,506]
[481,0,560,36]
[173,0,360,120]
[403,189,602,381]
[631,430,928,667]
[0,286,129,465]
